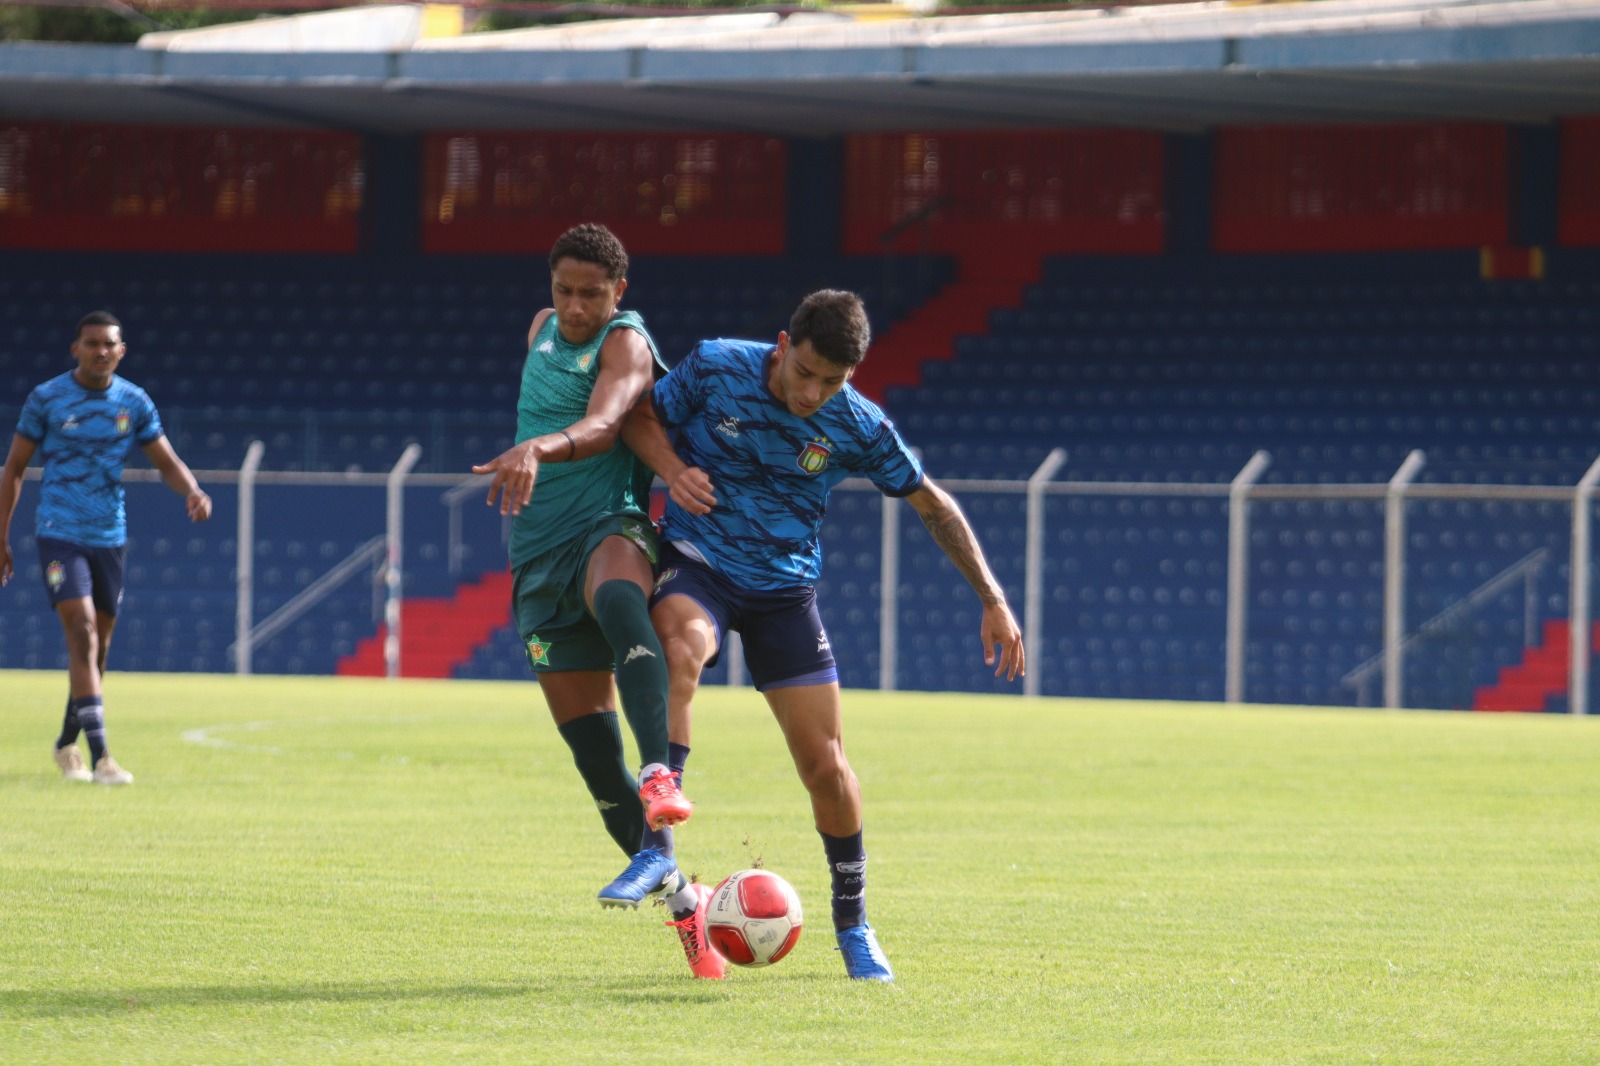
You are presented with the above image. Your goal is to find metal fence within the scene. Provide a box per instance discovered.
[14,446,1600,713]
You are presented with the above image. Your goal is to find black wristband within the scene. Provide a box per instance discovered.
[560,430,576,461]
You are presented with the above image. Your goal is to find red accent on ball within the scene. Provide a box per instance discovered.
[708,925,756,966]
[736,872,792,919]
[768,924,803,965]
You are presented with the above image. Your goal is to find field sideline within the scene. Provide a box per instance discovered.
[2,669,1597,1064]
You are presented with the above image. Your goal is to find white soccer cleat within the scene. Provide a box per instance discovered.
[92,756,134,786]
[53,744,92,782]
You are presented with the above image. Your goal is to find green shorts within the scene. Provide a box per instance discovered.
[511,514,659,674]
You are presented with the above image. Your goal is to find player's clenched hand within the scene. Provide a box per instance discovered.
[668,466,717,516]
[187,490,212,522]
[980,601,1025,681]
[472,440,541,516]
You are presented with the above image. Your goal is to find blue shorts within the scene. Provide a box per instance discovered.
[652,543,837,693]
[37,536,126,617]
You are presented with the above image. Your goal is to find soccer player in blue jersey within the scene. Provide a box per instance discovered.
[623,289,1025,981]
[0,311,212,786]
[468,224,717,978]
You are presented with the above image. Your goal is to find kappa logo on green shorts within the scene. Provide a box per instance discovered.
[623,520,657,565]
[526,635,551,668]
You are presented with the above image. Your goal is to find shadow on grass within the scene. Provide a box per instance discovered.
[0,980,532,1018]
[601,968,848,1004]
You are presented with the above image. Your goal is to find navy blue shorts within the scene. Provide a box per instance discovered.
[36,536,126,616]
[652,543,838,693]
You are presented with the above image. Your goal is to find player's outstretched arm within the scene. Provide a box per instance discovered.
[905,478,1025,680]
[143,435,212,522]
[0,433,38,586]
[621,395,716,516]
[473,323,661,516]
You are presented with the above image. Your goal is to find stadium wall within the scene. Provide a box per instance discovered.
[4,118,1599,258]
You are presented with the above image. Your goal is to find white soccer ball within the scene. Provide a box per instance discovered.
[705,868,804,967]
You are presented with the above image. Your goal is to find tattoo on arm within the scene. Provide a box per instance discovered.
[918,500,1006,606]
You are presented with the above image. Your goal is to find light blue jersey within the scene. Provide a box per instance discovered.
[15,372,163,548]
[652,339,923,591]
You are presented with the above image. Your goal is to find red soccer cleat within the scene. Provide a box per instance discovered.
[666,882,726,980]
[639,767,692,830]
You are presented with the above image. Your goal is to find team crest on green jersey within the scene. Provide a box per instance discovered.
[797,438,832,475]
[526,635,550,668]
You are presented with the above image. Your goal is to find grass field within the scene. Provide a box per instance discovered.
[2,669,1598,1064]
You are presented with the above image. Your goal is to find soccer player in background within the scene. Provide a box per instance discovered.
[623,289,1025,981]
[469,223,720,978]
[0,311,212,786]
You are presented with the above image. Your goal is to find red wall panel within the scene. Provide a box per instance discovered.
[1214,123,1508,253]
[0,123,363,253]
[842,130,1165,258]
[1558,116,1600,247]
[422,133,785,256]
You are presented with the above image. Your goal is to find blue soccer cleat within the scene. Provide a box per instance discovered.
[835,924,894,982]
[597,848,678,909]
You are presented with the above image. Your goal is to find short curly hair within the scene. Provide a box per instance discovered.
[789,290,871,368]
[549,223,629,280]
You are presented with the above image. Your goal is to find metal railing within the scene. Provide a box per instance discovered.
[1341,547,1551,707]
[18,446,1600,711]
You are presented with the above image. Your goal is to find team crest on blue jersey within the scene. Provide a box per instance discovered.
[46,559,65,590]
[797,438,832,475]
[116,409,131,435]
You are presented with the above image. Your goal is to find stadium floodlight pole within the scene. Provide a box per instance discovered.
[878,454,918,692]
[1225,450,1273,704]
[1384,450,1427,710]
[1567,454,1600,715]
[1024,448,1068,698]
[879,486,902,692]
[384,443,424,680]
[234,439,266,676]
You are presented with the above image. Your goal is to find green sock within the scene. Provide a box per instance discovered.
[556,712,645,858]
[591,580,670,768]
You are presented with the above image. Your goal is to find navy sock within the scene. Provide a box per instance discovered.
[557,712,647,859]
[641,822,674,860]
[820,829,868,932]
[73,696,107,767]
[56,695,81,749]
[668,741,690,785]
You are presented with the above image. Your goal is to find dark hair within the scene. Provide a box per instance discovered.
[788,290,870,368]
[75,310,122,340]
[548,223,629,280]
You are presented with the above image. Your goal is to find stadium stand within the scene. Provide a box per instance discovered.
[3,4,1599,708]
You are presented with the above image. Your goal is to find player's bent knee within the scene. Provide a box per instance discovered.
[797,753,854,798]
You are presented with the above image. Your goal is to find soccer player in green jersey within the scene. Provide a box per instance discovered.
[470,224,719,978]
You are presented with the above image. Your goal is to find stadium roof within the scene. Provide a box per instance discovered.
[1,0,1598,134]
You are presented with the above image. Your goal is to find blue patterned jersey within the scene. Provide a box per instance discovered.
[15,372,163,548]
[652,339,923,590]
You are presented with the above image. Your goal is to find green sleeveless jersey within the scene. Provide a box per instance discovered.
[507,310,664,567]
